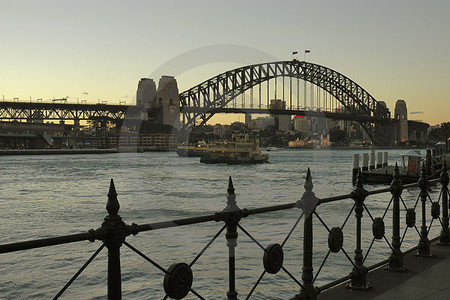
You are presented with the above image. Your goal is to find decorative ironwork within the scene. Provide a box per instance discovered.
[263,243,284,274]
[328,227,344,253]
[439,160,449,246]
[163,263,193,299]
[386,163,407,272]
[294,168,319,299]
[347,170,371,290]
[372,218,385,240]
[431,202,440,219]
[416,163,434,257]
[406,209,416,228]
[1,169,448,299]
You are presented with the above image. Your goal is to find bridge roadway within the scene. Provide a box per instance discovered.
[1,101,396,124]
[319,238,450,299]
[181,107,395,123]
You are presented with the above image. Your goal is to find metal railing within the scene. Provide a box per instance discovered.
[0,161,449,299]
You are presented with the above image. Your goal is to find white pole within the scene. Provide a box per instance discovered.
[353,154,360,185]
[362,153,369,171]
[377,152,383,169]
[383,152,388,167]
[370,148,375,170]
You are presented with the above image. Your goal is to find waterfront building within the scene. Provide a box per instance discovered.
[249,116,275,130]
[270,99,291,131]
[293,116,311,133]
[107,131,178,151]
[213,124,231,138]
[244,113,252,126]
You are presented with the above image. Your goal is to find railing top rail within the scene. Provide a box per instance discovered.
[0,177,442,255]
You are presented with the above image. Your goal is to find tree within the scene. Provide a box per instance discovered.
[329,127,348,145]
[429,122,450,142]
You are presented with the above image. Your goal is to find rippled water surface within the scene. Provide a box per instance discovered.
[0,149,441,299]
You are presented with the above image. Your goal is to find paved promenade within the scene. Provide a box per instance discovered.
[319,239,450,299]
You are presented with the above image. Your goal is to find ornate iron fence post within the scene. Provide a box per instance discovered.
[96,179,133,300]
[215,177,245,300]
[438,160,449,246]
[347,171,371,290]
[387,163,407,271]
[416,163,434,257]
[293,168,319,299]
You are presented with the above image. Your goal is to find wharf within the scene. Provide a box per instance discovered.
[0,148,118,155]
[319,239,450,299]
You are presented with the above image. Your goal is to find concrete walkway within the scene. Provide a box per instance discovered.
[319,240,450,299]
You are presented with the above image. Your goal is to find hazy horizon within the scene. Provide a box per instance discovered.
[1,0,449,125]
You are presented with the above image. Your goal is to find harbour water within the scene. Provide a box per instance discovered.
[0,149,442,299]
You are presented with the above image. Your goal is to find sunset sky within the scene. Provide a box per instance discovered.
[1,0,449,125]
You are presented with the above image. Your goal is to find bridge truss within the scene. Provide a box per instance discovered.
[0,102,137,122]
[179,60,393,144]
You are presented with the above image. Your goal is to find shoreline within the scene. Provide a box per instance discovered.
[0,148,118,155]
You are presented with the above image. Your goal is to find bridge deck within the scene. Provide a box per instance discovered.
[319,239,450,299]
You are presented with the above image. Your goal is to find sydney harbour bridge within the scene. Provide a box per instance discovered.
[1,60,396,145]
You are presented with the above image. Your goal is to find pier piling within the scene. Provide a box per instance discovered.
[352,154,360,185]
[370,148,375,170]
[362,153,369,171]
[376,152,383,169]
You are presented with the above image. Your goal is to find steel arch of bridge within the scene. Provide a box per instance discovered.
[179,60,392,143]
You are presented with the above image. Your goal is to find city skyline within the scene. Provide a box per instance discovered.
[1,0,449,125]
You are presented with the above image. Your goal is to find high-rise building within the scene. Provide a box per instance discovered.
[293,116,311,132]
[270,99,290,131]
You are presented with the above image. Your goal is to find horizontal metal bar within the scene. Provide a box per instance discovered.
[318,194,353,204]
[245,203,297,215]
[135,214,218,232]
[367,188,391,195]
[0,232,96,254]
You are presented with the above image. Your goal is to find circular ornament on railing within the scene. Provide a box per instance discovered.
[406,208,416,228]
[328,227,343,253]
[263,243,284,274]
[431,202,440,219]
[372,217,385,239]
[163,263,193,299]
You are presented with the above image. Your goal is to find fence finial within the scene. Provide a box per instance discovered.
[227,176,235,195]
[304,167,313,192]
[224,176,239,212]
[296,168,319,217]
[106,179,120,216]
